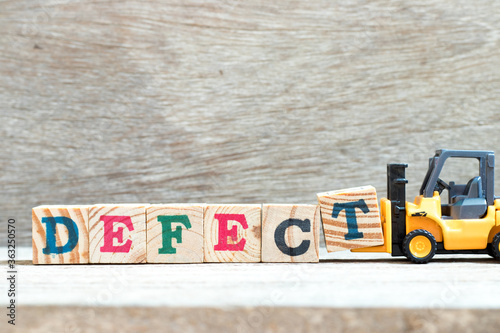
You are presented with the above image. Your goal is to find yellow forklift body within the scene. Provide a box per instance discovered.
[355,150,500,262]
[406,193,496,250]
[354,196,500,254]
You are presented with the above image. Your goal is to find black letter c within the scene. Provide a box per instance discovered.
[274,218,311,256]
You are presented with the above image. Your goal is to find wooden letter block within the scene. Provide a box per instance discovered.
[204,204,261,262]
[146,204,204,263]
[261,204,320,263]
[317,186,384,252]
[32,205,89,264]
[89,204,147,263]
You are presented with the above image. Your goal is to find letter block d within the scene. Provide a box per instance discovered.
[317,186,384,252]
[32,205,89,264]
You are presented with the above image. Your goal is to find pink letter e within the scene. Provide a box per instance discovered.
[99,215,134,253]
[213,214,248,251]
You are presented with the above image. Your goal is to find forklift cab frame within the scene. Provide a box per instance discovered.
[419,149,495,219]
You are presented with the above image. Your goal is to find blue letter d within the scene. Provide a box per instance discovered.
[42,217,79,254]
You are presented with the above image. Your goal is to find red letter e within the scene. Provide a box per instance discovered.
[100,216,134,253]
[213,214,248,251]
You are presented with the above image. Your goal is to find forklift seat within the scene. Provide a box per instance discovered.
[451,177,482,202]
[449,176,487,219]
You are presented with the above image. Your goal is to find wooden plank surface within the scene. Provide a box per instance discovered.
[1,1,500,246]
[11,307,500,333]
[3,247,500,332]
[3,247,500,309]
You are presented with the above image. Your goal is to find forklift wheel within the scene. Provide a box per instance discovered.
[403,229,437,264]
[491,233,500,260]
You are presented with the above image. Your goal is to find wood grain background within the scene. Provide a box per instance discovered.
[1,0,500,246]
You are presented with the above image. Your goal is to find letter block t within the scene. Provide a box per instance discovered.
[317,186,384,252]
[89,204,147,263]
[204,204,261,262]
[32,205,89,264]
[262,204,320,263]
[146,204,204,263]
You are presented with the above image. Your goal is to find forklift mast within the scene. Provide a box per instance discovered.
[387,163,408,256]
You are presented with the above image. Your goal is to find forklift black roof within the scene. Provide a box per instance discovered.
[435,149,495,159]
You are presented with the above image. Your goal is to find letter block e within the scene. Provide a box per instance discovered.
[204,205,261,262]
[89,204,147,263]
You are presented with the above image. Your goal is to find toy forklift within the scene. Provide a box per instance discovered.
[354,149,500,263]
